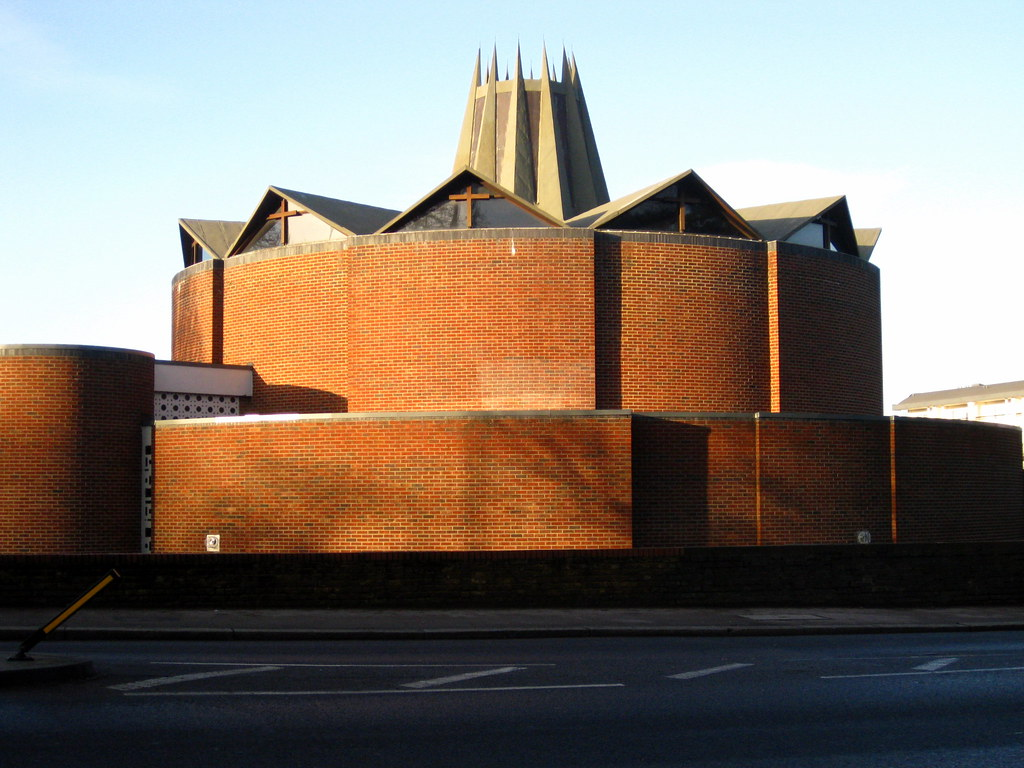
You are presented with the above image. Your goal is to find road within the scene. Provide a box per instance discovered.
[4,632,1024,767]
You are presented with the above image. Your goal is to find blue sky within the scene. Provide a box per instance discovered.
[1,0,1022,410]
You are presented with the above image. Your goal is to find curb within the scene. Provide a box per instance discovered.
[3,622,1024,643]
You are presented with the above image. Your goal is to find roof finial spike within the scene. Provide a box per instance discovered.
[514,44,524,79]
[540,44,550,83]
[489,45,498,83]
[561,47,571,83]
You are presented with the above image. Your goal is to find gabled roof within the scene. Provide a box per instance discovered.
[228,186,400,255]
[894,379,1024,411]
[855,228,882,261]
[736,195,860,256]
[178,218,245,265]
[377,167,565,233]
[566,170,760,240]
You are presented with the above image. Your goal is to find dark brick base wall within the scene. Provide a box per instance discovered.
[2,543,1022,609]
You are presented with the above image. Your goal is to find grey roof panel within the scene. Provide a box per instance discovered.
[736,196,845,241]
[271,187,399,235]
[178,219,245,259]
[566,169,760,239]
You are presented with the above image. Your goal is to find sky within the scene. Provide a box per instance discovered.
[1,0,1022,412]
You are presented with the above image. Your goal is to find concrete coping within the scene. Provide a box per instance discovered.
[153,408,1024,432]
[154,409,634,427]
[0,344,154,361]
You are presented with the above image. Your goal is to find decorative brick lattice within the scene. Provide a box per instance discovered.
[155,392,240,420]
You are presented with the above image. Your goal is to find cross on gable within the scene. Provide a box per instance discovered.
[660,185,705,232]
[266,199,305,245]
[448,184,502,228]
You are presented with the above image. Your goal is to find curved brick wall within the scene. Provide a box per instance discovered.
[598,234,771,411]
[0,345,154,554]
[153,411,632,553]
[346,231,596,411]
[770,242,883,415]
[634,413,1022,547]
[172,229,883,416]
[172,259,222,364]
[150,410,1020,553]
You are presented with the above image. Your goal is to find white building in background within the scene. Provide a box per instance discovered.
[893,380,1024,433]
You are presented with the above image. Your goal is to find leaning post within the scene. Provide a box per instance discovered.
[8,569,121,661]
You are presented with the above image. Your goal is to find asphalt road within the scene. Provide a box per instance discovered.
[5,632,1024,767]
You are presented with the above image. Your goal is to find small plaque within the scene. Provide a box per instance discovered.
[205,534,221,552]
[856,530,872,545]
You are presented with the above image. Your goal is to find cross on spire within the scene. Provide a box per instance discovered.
[266,199,304,245]
[448,184,501,228]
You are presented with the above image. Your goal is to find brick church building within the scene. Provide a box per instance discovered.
[2,49,1021,554]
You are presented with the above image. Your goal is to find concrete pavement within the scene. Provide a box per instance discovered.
[4,605,1023,686]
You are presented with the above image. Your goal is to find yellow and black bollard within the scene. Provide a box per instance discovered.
[8,569,121,661]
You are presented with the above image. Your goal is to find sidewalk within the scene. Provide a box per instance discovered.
[3,605,1024,642]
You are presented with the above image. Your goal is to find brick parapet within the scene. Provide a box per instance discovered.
[152,410,633,553]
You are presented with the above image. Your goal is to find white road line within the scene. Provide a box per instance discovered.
[152,662,555,668]
[110,665,281,691]
[123,683,625,697]
[823,665,1024,680]
[669,663,753,680]
[914,657,958,672]
[403,666,524,689]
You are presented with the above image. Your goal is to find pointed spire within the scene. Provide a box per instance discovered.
[472,48,499,178]
[536,44,571,218]
[499,45,535,201]
[488,46,498,83]
[452,47,608,220]
[453,50,482,171]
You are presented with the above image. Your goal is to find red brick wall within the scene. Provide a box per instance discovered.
[221,247,349,413]
[153,412,632,553]
[171,260,222,364]
[602,235,770,411]
[770,243,883,415]
[758,417,891,545]
[171,233,887,416]
[346,232,596,411]
[894,417,1024,542]
[0,346,153,554]
[633,416,758,546]
[633,414,1019,548]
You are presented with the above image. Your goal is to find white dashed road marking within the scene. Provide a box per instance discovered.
[402,666,525,689]
[668,663,753,680]
[823,665,1024,680]
[123,683,625,697]
[914,657,958,672]
[110,665,281,691]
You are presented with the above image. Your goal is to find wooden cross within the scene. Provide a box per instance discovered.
[448,185,499,228]
[266,199,304,245]
[665,186,703,232]
[818,215,836,249]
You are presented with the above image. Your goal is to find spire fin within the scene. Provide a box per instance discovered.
[453,50,482,171]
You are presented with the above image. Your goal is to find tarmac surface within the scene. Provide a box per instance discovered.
[3,605,1024,685]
